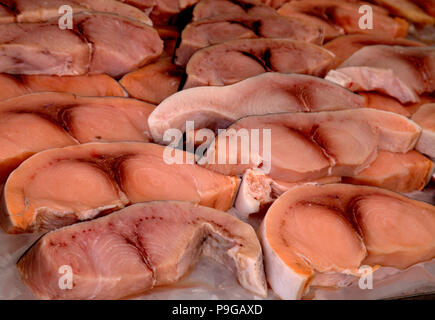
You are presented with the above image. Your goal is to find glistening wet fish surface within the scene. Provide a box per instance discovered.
[148,73,365,144]
[1,142,240,233]
[0,12,163,77]
[260,183,435,300]
[17,201,267,299]
[0,92,155,183]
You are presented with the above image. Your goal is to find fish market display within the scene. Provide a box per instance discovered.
[323,34,424,69]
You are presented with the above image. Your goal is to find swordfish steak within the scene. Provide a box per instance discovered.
[0,92,155,183]
[17,201,267,299]
[0,142,240,233]
[148,73,365,144]
[260,184,435,300]
[184,39,334,88]
[0,12,163,77]
[0,0,153,25]
[0,73,126,101]
[175,14,323,67]
[325,46,435,104]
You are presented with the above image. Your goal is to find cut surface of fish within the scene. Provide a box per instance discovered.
[235,151,434,216]
[412,103,435,159]
[0,12,163,77]
[260,183,435,299]
[203,108,421,178]
[202,109,422,215]
[361,92,413,117]
[278,0,409,40]
[343,150,434,193]
[361,92,435,117]
[325,46,435,104]
[0,92,155,184]
[1,142,240,233]
[0,0,153,25]
[323,35,424,70]
[148,73,365,144]
[120,57,183,105]
[175,14,324,67]
[192,0,277,21]
[184,39,334,88]
[372,0,435,24]
[17,201,266,299]
[0,74,126,101]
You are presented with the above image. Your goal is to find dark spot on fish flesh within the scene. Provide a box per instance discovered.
[251,20,262,36]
